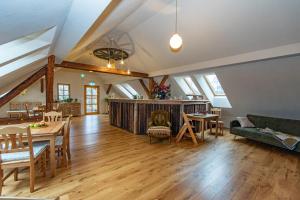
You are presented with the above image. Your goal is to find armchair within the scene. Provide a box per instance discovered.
[147,110,171,144]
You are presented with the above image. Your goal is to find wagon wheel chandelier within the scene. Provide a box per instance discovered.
[89,31,134,73]
[93,47,129,65]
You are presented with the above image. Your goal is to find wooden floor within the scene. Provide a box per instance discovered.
[3,115,300,200]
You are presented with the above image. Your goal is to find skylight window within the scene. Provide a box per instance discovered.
[0,91,8,98]
[205,74,225,96]
[0,27,56,78]
[174,76,201,99]
[0,51,48,78]
[115,83,139,99]
[184,77,201,95]
[122,83,138,96]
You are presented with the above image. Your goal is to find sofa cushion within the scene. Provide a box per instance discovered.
[231,127,300,152]
[247,114,300,137]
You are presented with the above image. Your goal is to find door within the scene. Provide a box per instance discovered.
[84,85,99,115]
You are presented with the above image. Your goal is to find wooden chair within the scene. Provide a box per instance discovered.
[209,108,224,135]
[0,126,47,194]
[56,116,72,166]
[24,104,36,119]
[147,110,171,144]
[34,116,72,167]
[176,112,198,144]
[43,111,63,122]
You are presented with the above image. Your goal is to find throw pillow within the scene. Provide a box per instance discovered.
[236,117,255,128]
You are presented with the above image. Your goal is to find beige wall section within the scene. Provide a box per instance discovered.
[0,81,46,118]
[0,69,121,118]
[54,69,107,114]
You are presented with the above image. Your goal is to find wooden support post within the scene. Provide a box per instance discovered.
[106,84,112,95]
[46,55,55,112]
[40,78,44,93]
[138,79,151,98]
[159,75,169,87]
[149,78,155,99]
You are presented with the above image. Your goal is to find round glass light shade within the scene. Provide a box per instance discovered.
[120,59,124,65]
[107,62,112,68]
[169,33,182,51]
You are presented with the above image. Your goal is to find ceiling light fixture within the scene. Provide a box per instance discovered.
[169,0,182,52]
[120,49,125,65]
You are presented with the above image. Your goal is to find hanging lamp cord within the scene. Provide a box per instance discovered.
[175,0,178,33]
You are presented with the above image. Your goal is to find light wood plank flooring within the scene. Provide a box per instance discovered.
[3,115,300,200]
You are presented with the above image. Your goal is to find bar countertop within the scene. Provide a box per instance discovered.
[108,98,210,105]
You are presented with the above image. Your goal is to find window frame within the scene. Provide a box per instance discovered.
[204,74,225,96]
[57,83,71,101]
[115,84,134,99]
[183,77,201,96]
[122,83,139,96]
[174,76,201,99]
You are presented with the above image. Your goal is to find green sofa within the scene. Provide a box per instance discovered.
[230,114,300,152]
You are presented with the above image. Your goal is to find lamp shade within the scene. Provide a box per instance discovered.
[169,33,182,51]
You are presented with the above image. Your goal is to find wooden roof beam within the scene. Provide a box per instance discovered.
[138,79,151,98]
[56,61,149,78]
[0,66,47,108]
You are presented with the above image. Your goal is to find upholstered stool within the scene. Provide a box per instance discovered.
[147,110,172,144]
[147,126,171,144]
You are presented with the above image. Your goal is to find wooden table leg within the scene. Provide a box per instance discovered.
[49,137,56,177]
[215,117,219,138]
[201,119,205,142]
[62,143,67,167]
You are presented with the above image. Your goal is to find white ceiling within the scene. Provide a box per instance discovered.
[73,0,300,77]
[0,0,72,45]
[1,0,300,89]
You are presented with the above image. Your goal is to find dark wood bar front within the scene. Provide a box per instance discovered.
[108,99,210,135]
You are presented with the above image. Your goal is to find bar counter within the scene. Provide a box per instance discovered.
[108,99,211,135]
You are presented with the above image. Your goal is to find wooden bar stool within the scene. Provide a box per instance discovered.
[209,108,224,135]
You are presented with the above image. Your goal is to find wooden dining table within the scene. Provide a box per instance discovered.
[0,121,65,177]
[186,113,219,142]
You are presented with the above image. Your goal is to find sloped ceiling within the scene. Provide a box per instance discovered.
[72,0,300,78]
[0,0,72,45]
[0,0,116,91]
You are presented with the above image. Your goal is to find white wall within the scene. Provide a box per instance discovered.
[215,55,300,126]
[115,55,300,128]
[0,69,121,117]
[0,81,45,117]
[54,69,107,114]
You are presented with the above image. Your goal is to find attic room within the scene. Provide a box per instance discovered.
[0,0,300,199]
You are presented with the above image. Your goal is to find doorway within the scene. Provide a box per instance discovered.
[84,85,99,115]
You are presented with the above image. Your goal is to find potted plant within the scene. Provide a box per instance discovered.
[152,81,171,100]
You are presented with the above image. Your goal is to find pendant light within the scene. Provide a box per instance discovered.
[169,0,182,51]
[107,40,112,68]
[120,49,125,65]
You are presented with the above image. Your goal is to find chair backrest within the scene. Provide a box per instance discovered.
[10,102,22,111]
[182,112,192,125]
[211,108,222,118]
[64,116,71,139]
[0,126,34,161]
[62,116,72,149]
[43,111,63,122]
[150,110,170,127]
[38,105,46,111]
